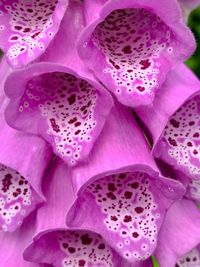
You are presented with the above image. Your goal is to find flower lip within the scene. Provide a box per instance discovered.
[24,227,154,267]
[77,0,196,107]
[24,228,116,266]
[4,62,113,166]
[135,64,200,180]
[0,58,52,232]
[0,0,69,67]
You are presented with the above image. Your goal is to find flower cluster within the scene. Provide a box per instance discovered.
[0,0,200,266]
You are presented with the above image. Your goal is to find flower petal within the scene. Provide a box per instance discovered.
[0,211,41,266]
[33,160,75,232]
[135,64,200,180]
[0,0,69,67]
[25,228,154,267]
[4,1,113,166]
[78,0,195,107]
[155,199,200,267]
[25,229,124,267]
[0,59,52,232]
[66,103,184,262]
[25,157,153,267]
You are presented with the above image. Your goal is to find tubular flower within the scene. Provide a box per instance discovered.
[0,1,199,266]
[24,160,153,267]
[155,199,200,267]
[66,103,184,262]
[77,0,195,107]
[135,64,200,180]
[4,0,113,166]
[0,57,52,232]
[0,0,69,67]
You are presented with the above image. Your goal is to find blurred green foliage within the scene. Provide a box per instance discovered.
[186,6,200,77]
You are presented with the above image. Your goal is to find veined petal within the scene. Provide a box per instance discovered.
[4,1,113,166]
[155,199,200,267]
[135,64,200,180]
[66,103,184,262]
[0,0,69,67]
[23,160,76,266]
[33,160,75,232]
[77,0,195,107]
[0,59,52,232]
[0,211,40,267]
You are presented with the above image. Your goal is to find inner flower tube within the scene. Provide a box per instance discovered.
[77,0,195,107]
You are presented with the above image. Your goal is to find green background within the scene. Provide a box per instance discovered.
[186,6,200,78]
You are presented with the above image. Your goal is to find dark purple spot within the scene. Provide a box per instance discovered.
[68,247,76,253]
[67,94,76,105]
[170,119,180,128]
[124,215,132,222]
[135,207,144,214]
[122,45,132,54]
[132,232,139,238]
[81,234,93,245]
[124,191,132,199]
[98,243,105,249]
[139,59,151,70]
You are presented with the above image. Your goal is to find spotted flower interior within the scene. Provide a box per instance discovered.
[0,0,68,67]
[26,230,117,267]
[0,163,40,232]
[175,247,200,267]
[86,8,178,106]
[156,95,200,178]
[12,72,109,165]
[68,171,166,262]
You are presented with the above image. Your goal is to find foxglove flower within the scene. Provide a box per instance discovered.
[4,0,113,166]
[24,159,153,267]
[65,103,184,262]
[77,0,195,107]
[135,64,200,181]
[0,57,52,232]
[0,0,69,67]
[155,198,200,267]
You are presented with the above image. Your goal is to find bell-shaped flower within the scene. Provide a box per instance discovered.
[24,159,153,267]
[65,102,184,263]
[135,64,200,181]
[0,57,52,232]
[77,0,195,107]
[0,0,69,67]
[4,0,113,166]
